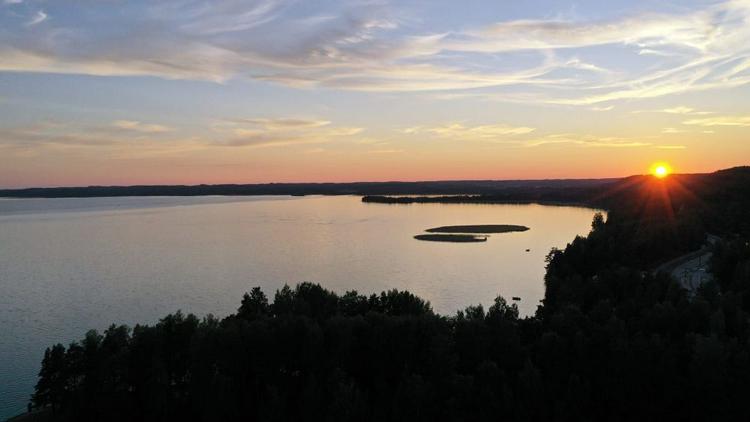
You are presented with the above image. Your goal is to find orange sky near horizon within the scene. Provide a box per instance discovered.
[1,137,745,188]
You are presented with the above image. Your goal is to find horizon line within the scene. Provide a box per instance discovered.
[3,166,747,192]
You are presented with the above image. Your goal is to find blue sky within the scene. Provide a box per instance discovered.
[1,0,749,187]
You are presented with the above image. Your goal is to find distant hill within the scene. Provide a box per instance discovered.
[590,166,750,236]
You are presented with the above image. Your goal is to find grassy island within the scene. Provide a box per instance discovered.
[426,224,529,233]
[414,234,488,242]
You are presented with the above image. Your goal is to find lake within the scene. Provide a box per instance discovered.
[0,195,600,418]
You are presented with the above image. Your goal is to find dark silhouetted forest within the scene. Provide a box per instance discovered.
[27,167,750,421]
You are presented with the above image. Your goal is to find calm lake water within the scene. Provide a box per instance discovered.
[0,195,600,418]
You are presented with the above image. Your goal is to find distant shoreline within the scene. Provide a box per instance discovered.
[0,178,619,199]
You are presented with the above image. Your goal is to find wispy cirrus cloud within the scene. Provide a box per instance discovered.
[662,107,707,115]
[403,123,535,139]
[227,118,332,130]
[655,145,687,150]
[167,0,288,35]
[217,116,363,148]
[661,127,687,134]
[401,123,657,150]
[0,115,362,152]
[366,148,403,154]
[633,106,713,115]
[682,115,750,127]
[25,9,45,25]
[0,0,749,106]
[521,133,652,148]
[0,119,177,149]
[113,120,173,133]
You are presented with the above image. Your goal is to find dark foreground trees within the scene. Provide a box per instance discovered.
[31,266,750,422]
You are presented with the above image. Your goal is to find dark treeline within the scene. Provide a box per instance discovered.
[28,167,750,421]
[0,178,616,198]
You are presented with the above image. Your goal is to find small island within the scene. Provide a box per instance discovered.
[425,224,530,234]
[414,234,488,242]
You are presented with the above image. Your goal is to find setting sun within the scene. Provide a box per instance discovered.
[651,163,672,178]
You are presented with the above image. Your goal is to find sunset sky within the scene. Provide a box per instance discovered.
[1,0,749,187]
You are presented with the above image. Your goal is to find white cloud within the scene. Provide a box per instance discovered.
[113,120,172,133]
[25,10,46,26]
[401,124,653,149]
[367,148,403,154]
[632,106,714,115]
[174,0,286,35]
[683,115,750,127]
[219,115,362,148]
[662,106,697,114]
[661,127,686,134]
[404,123,535,140]
[655,145,687,149]
[0,120,175,148]
[0,115,361,151]
[522,133,651,148]
[229,118,331,130]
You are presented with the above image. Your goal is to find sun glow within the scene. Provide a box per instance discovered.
[651,163,672,178]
